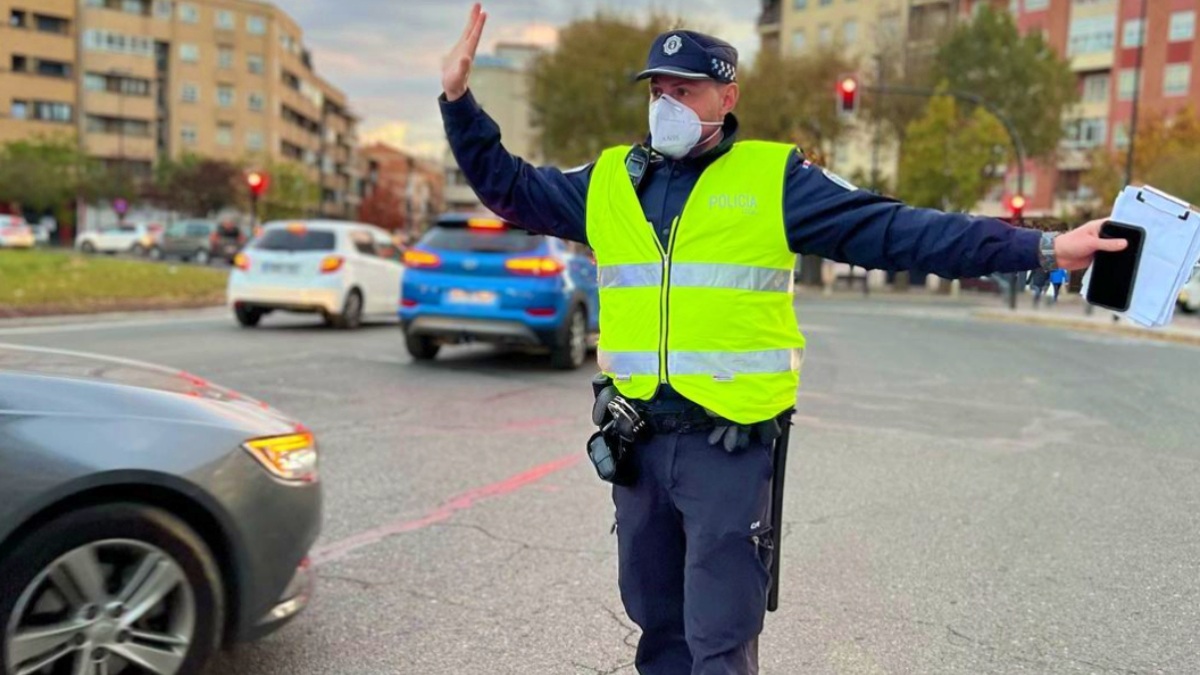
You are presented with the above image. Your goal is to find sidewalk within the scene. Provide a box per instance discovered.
[973,292,1200,347]
[795,284,1200,347]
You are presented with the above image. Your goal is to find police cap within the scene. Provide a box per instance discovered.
[635,30,738,84]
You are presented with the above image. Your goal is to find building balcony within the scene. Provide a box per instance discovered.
[84,132,156,161]
[82,91,155,119]
[1071,51,1114,72]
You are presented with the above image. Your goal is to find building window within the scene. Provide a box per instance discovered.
[1170,11,1195,42]
[180,44,199,63]
[843,19,857,44]
[247,16,265,35]
[36,60,71,78]
[791,30,806,51]
[1117,68,1140,100]
[154,1,172,19]
[181,124,197,145]
[9,9,26,27]
[1113,123,1129,150]
[246,54,264,75]
[20,101,73,123]
[178,2,197,23]
[216,9,234,30]
[181,83,199,103]
[793,0,807,9]
[1122,18,1144,47]
[11,55,27,73]
[248,92,264,111]
[246,130,264,150]
[1063,117,1106,148]
[818,24,832,45]
[819,0,833,6]
[1025,0,1048,9]
[218,86,235,107]
[218,47,233,69]
[121,0,146,15]
[11,101,27,120]
[34,14,69,34]
[216,124,233,146]
[1164,64,1191,96]
[1068,15,1115,56]
[1081,72,1110,102]
[84,74,106,91]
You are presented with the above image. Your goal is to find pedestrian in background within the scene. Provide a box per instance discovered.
[1050,267,1068,304]
[441,6,1126,673]
[1030,267,1050,308]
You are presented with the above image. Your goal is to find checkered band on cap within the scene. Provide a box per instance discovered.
[711,58,736,82]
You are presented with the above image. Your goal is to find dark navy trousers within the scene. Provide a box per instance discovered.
[612,430,776,675]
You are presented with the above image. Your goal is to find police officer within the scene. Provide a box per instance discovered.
[441,6,1126,674]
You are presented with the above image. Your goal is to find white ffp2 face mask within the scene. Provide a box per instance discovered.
[649,95,723,159]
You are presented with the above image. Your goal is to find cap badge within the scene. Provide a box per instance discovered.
[663,35,683,56]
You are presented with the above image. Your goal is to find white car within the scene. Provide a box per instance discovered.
[0,215,35,249]
[75,224,149,254]
[227,220,404,329]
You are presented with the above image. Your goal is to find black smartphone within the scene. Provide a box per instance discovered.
[1085,220,1146,312]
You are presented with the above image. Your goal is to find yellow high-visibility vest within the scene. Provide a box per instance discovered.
[586,140,805,424]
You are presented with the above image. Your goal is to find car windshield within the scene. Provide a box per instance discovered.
[255,228,336,251]
[421,224,541,253]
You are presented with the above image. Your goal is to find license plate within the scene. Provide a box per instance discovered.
[446,289,498,306]
[261,262,299,274]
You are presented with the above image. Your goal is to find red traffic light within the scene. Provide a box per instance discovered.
[838,75,859,115]
[246,171,269,196]
[1008,194,1026,219]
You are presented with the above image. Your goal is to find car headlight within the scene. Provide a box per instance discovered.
[243,431,318,483]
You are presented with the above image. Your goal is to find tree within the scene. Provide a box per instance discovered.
[0,134,91,214]
[1084,107,1200,207]
[151,154,242,216]
[737,46,858,168]
[358,185,405,233]
[897,92,1008,211]
[932,4,1076,160]
[530,12,679,167]
[257,160,319,222]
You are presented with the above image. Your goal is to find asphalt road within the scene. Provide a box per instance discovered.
[2,298,1198,675]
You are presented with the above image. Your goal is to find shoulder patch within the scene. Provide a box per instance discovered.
[821,169,858,192]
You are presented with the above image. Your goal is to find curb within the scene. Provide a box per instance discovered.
[974,309,1200,348]
[0,303,226,329]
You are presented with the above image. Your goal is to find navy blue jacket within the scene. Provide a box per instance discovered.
[440,90,1041,277]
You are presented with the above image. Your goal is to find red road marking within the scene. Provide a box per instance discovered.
[311,453,582,566]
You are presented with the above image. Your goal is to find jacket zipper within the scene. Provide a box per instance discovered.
[660,215,680,384]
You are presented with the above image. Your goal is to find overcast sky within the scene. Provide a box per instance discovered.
[278,0,761,158]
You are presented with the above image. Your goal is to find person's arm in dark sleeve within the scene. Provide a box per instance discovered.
[783,153,1040,277]
[441,90,590,245]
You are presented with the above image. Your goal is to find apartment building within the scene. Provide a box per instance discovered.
[1,0,77,144]
[758,0,910,184]
[359,142,445,236]
[3,0,359,217]
[963,0,1200,215]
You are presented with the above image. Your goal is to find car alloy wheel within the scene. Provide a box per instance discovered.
[81,242,96,254]
[5,540,196,675]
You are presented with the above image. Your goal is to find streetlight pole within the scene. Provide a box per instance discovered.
[1124,0,1148,185]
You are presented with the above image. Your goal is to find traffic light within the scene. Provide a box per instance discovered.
[1009,194,1026,220]
[837,75,859,115]
[246,171,269,197]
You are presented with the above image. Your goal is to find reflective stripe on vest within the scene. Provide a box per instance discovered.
[600,262,792,293]
[599,348,804,381]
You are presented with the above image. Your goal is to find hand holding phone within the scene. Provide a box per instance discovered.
[1085,220,1146,312]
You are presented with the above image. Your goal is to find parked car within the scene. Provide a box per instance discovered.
[0,343,320,675]
[1178,265,1200,313]
[399,214,599,369]
[212,221,249,263]
[76,224,155,255]
[227,220,404,329]
[0,215,35,249]
[131,222,165,256]
[150,220,219,264]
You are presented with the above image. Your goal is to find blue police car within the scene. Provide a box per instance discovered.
[400,213,599,369]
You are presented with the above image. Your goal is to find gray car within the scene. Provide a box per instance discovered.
[150,220,219,265]
[0,344,322,675]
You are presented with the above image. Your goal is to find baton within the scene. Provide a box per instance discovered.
[767,412,793,613]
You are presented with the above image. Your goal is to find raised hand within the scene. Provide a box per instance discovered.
[442,3,488,102]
